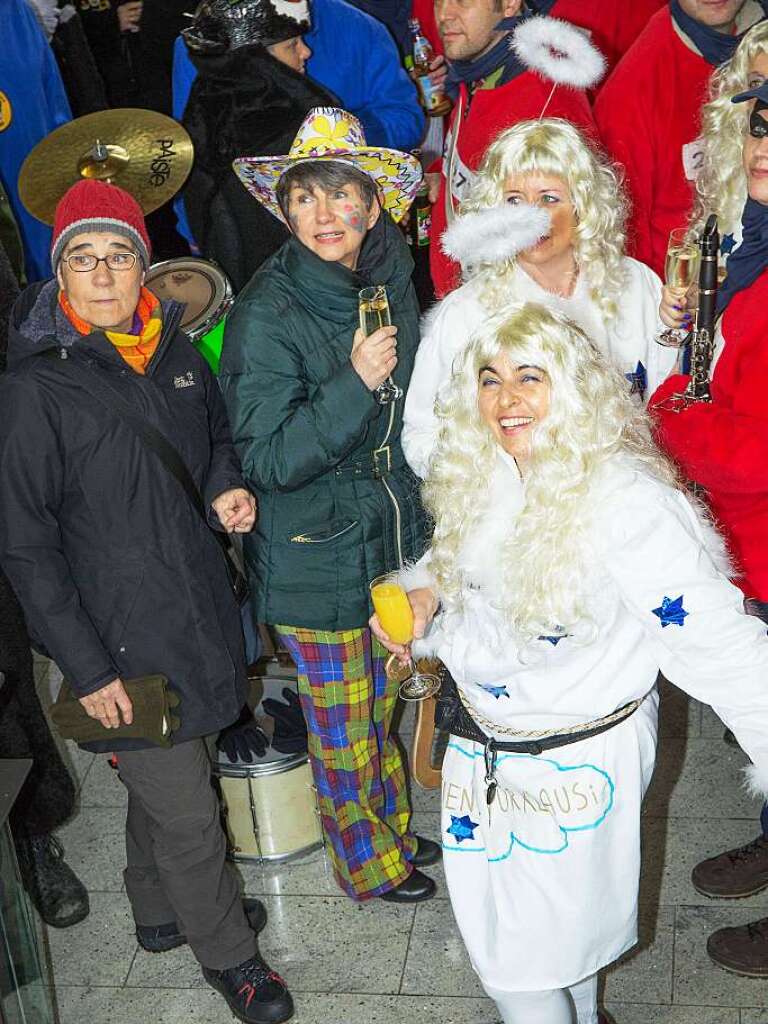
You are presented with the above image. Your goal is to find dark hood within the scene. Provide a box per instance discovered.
[280,210,415,324]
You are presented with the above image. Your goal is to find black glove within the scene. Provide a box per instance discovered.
[262,688,308,754]
[217,707,269,762]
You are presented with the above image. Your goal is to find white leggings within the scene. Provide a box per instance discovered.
[484,972,598,1024]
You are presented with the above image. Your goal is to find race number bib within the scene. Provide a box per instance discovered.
[442,127,476,205]
[682,137,705,181]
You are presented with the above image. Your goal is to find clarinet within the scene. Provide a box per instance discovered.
[682,214,719,405]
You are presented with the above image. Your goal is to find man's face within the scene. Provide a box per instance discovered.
[743,105,768,204]
[286,179,380,270]
[435,0,522,62]
[677,0,746,31]
[56,231,144,333]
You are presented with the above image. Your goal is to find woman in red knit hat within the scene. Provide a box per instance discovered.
[0,179,293,1024]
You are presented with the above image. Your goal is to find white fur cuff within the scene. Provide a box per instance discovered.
[513,17,606,90]
[743,763,768,799]
[441,203,550,270]
[397,558,437,594]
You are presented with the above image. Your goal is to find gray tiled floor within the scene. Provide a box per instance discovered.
[33,661,768,1023]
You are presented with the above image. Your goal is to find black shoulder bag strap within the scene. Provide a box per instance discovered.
[45,348,249,604]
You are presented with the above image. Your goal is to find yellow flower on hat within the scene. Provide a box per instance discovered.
[295,114,352,156]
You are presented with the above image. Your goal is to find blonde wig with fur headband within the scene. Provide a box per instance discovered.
[453,119,629,320]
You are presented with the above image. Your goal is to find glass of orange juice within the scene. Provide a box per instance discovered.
[370,576,440,701]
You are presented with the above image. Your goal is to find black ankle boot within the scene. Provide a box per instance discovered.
[203,953,294,1023]
[15,833,89,928]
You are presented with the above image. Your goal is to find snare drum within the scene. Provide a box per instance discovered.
[146,257,233,373]
[214,748,323,863]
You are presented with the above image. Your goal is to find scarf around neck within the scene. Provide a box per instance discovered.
[669,0,766,66]
[59,286,163,373]
[445,15,528,96]
[717,197,768,313]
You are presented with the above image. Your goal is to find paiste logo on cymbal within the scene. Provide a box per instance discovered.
[149,138,177,188]
[0,92,12,133]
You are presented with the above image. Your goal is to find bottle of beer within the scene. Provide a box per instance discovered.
[409,181,432,249]
[408,18,451,117]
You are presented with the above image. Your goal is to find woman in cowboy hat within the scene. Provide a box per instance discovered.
[179,0,338,290]
[220,107,440,904]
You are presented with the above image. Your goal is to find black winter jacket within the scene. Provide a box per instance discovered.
[0,281,248,751]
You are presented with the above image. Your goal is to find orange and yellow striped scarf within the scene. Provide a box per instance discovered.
[59,287,163,374]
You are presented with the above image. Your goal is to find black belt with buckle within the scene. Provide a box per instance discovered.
[334,444,402,480]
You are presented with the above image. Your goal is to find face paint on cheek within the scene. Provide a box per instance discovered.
[341,203,365,233]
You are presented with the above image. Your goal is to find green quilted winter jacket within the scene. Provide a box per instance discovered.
[219,215,427,631]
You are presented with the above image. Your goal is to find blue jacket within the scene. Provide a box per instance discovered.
[0,0,71,282]
[172,0,424,245]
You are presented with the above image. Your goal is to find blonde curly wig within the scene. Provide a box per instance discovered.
[459,118,629,320]
[693,20,768,239]
[423,303,680,644]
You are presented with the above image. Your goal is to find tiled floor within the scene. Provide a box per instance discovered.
[34,660,768,1023]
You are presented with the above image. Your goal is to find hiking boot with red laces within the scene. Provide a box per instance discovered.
[692,835,768,898]
[202,953,293,1023]
[707,916,768,977]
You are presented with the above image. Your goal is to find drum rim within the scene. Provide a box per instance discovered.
[145,257,233,340]
[214,751,309,778]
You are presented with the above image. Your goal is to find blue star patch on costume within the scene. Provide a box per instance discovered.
[652,594,689,628]
[480,683,509,699]
[625,361,647,398]
[721,233,736,256]
[447,814,480,844]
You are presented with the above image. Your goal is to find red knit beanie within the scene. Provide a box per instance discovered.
[51,180,152,270]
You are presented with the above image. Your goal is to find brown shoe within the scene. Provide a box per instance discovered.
[691,835,768,898]
[707,916,768,977]
[598,1014,616,1024]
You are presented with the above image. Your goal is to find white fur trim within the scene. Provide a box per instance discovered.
[744,762,768,799]
[440,203,550,269]
[270,0,309,22]
[512,17,606,90]
[397,557,437,594]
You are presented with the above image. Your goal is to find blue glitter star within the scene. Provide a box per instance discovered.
[480,683,509,699]
[652,594,689,628]
[625,361,647,398]
[447,814,480,844]
[721,233,737,256]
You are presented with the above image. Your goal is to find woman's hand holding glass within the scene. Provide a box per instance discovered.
[370,586,439,659]
[369,581,441,700]
[351,323,398,391]
[656,227,699,347]
[659,283,694,332]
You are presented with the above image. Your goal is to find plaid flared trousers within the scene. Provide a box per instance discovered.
[275,625,417,899]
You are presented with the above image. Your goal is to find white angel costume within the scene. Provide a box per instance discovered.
[400,454,768,995]
[403,224,676,479]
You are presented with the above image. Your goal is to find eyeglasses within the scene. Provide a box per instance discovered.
[62,252,139,273]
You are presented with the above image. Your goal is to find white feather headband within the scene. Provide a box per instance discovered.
[512,17,606,90]
[441,203,551,269]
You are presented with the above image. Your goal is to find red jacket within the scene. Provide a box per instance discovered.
[551,0,666,82]
[594,8,712,278]
[429,72,596,298]
[650,271,768,600]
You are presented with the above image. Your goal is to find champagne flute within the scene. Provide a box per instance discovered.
[370,576,441,701]
[358,285,402,405]
[656,227,701,347]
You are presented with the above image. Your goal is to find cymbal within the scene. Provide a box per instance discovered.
[18,108,193,224]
